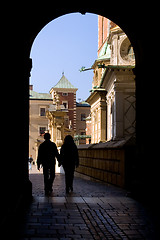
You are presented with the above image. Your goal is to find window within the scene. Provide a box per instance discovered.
[62,92,68,96]
[63,103,67,108]
[39,127,46,136]
[81,113,86,121]
[62,101,68,109]
[40,107,45,116]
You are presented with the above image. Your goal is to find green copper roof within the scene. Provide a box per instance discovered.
[76,101,90,107]
[29,90,52,100]
[98,41,111,60]
[53,74,78,90]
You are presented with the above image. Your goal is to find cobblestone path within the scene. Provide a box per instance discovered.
[19,166,158,239]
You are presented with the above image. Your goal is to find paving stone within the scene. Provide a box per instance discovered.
[18,165,159,239]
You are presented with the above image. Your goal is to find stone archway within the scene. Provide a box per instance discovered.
[23,5,153,201]
[27,10,138,181]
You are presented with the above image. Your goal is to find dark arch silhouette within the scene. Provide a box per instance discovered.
[2,4,158,237]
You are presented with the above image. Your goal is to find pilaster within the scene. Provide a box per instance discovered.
[113,89,124,140]
[99,91,107,142]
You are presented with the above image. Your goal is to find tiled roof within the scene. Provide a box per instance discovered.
[29,90,52,100]
[53,74,78,90]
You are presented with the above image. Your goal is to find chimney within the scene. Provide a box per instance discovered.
[29,85,33,90]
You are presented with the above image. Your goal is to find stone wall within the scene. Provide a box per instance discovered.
[76,148,125,187]
[76,137,136,188]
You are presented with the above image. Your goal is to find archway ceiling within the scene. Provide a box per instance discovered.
[23,4,146,65]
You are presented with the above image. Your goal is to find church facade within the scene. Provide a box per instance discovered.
[87,17,135,143]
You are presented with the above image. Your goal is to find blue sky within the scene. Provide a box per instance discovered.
[30,13,98,101]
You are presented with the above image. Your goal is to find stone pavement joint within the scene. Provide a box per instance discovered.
[18,165,158,239]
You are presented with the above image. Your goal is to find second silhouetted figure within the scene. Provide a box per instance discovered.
[60,135,79,193]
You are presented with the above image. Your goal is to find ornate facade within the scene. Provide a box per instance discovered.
[29,74,90,163]
[46,91,74,148]
[87,17,135,143]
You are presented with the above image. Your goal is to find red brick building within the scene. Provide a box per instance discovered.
[50,73,78,132]
[98,16,116,56]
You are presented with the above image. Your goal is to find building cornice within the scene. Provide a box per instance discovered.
[29,98,52,101]
[86,88,107,105]
[99,65,135,88]
[50,87,78,94]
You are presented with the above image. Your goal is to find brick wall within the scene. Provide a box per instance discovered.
[98,16,117,57]
[58,92,76,132]
[98,16,109,56]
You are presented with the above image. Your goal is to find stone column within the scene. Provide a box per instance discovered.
[56,125,63,147]
[99,91,107,142]
[106,96,112,141]
[113,88,124,140]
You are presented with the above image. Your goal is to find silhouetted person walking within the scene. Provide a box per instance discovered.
[37,133,59,195]
[60,135,79,193]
